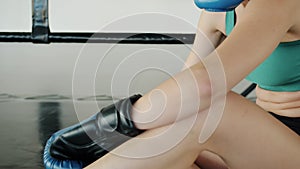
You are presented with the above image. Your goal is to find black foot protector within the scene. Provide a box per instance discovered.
[43,94,143,169]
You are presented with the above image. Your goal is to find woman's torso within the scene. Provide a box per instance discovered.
[215,1,300,117]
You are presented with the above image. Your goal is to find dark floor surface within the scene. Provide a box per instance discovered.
[0,97,112,169]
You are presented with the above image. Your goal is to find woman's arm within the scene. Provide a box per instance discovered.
[132,0,298,130]
[209,0,297,91]
[131,11,226,129]
[182,10,226,70]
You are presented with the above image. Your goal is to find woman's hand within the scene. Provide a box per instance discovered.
[255,86,300,117]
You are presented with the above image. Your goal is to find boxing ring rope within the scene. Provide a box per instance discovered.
[0,0,195,44]
[0,32,195,44]
[0,0,256,97]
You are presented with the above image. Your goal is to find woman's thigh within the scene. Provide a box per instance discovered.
[86,92,300,169]
[189,164,201,169]
[85,114,208,169]
[206,92,300,169]
[195,151,228,169]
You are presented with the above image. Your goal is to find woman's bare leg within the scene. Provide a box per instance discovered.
[195,151,228,169]
[208,94,300,169]
[190,164,201,169]
[86,92,300,169]
[86,113,208,169]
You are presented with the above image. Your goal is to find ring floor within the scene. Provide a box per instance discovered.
[0,97,113,169]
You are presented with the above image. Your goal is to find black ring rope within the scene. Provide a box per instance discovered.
[241,83,257,97]
[0,32,195,44]
[0,0,196,44]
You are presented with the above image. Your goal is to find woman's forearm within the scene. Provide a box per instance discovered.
[131,61,214,130]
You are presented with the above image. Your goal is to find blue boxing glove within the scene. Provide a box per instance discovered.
[44,127,84,169]
[194,0,244,12]
[43,94,143,169]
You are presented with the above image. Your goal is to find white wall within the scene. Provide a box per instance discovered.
[0,0,201,32]
[0,0,254,98]
[0,0,202,97]
[0,0,32,32]
[49,0,201,33]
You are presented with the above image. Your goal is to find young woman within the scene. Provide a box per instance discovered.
[45,0,300,168]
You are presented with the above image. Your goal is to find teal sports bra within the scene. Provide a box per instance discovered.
[226,11,300,92]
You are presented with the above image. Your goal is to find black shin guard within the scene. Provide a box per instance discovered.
[49,94,143,165]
